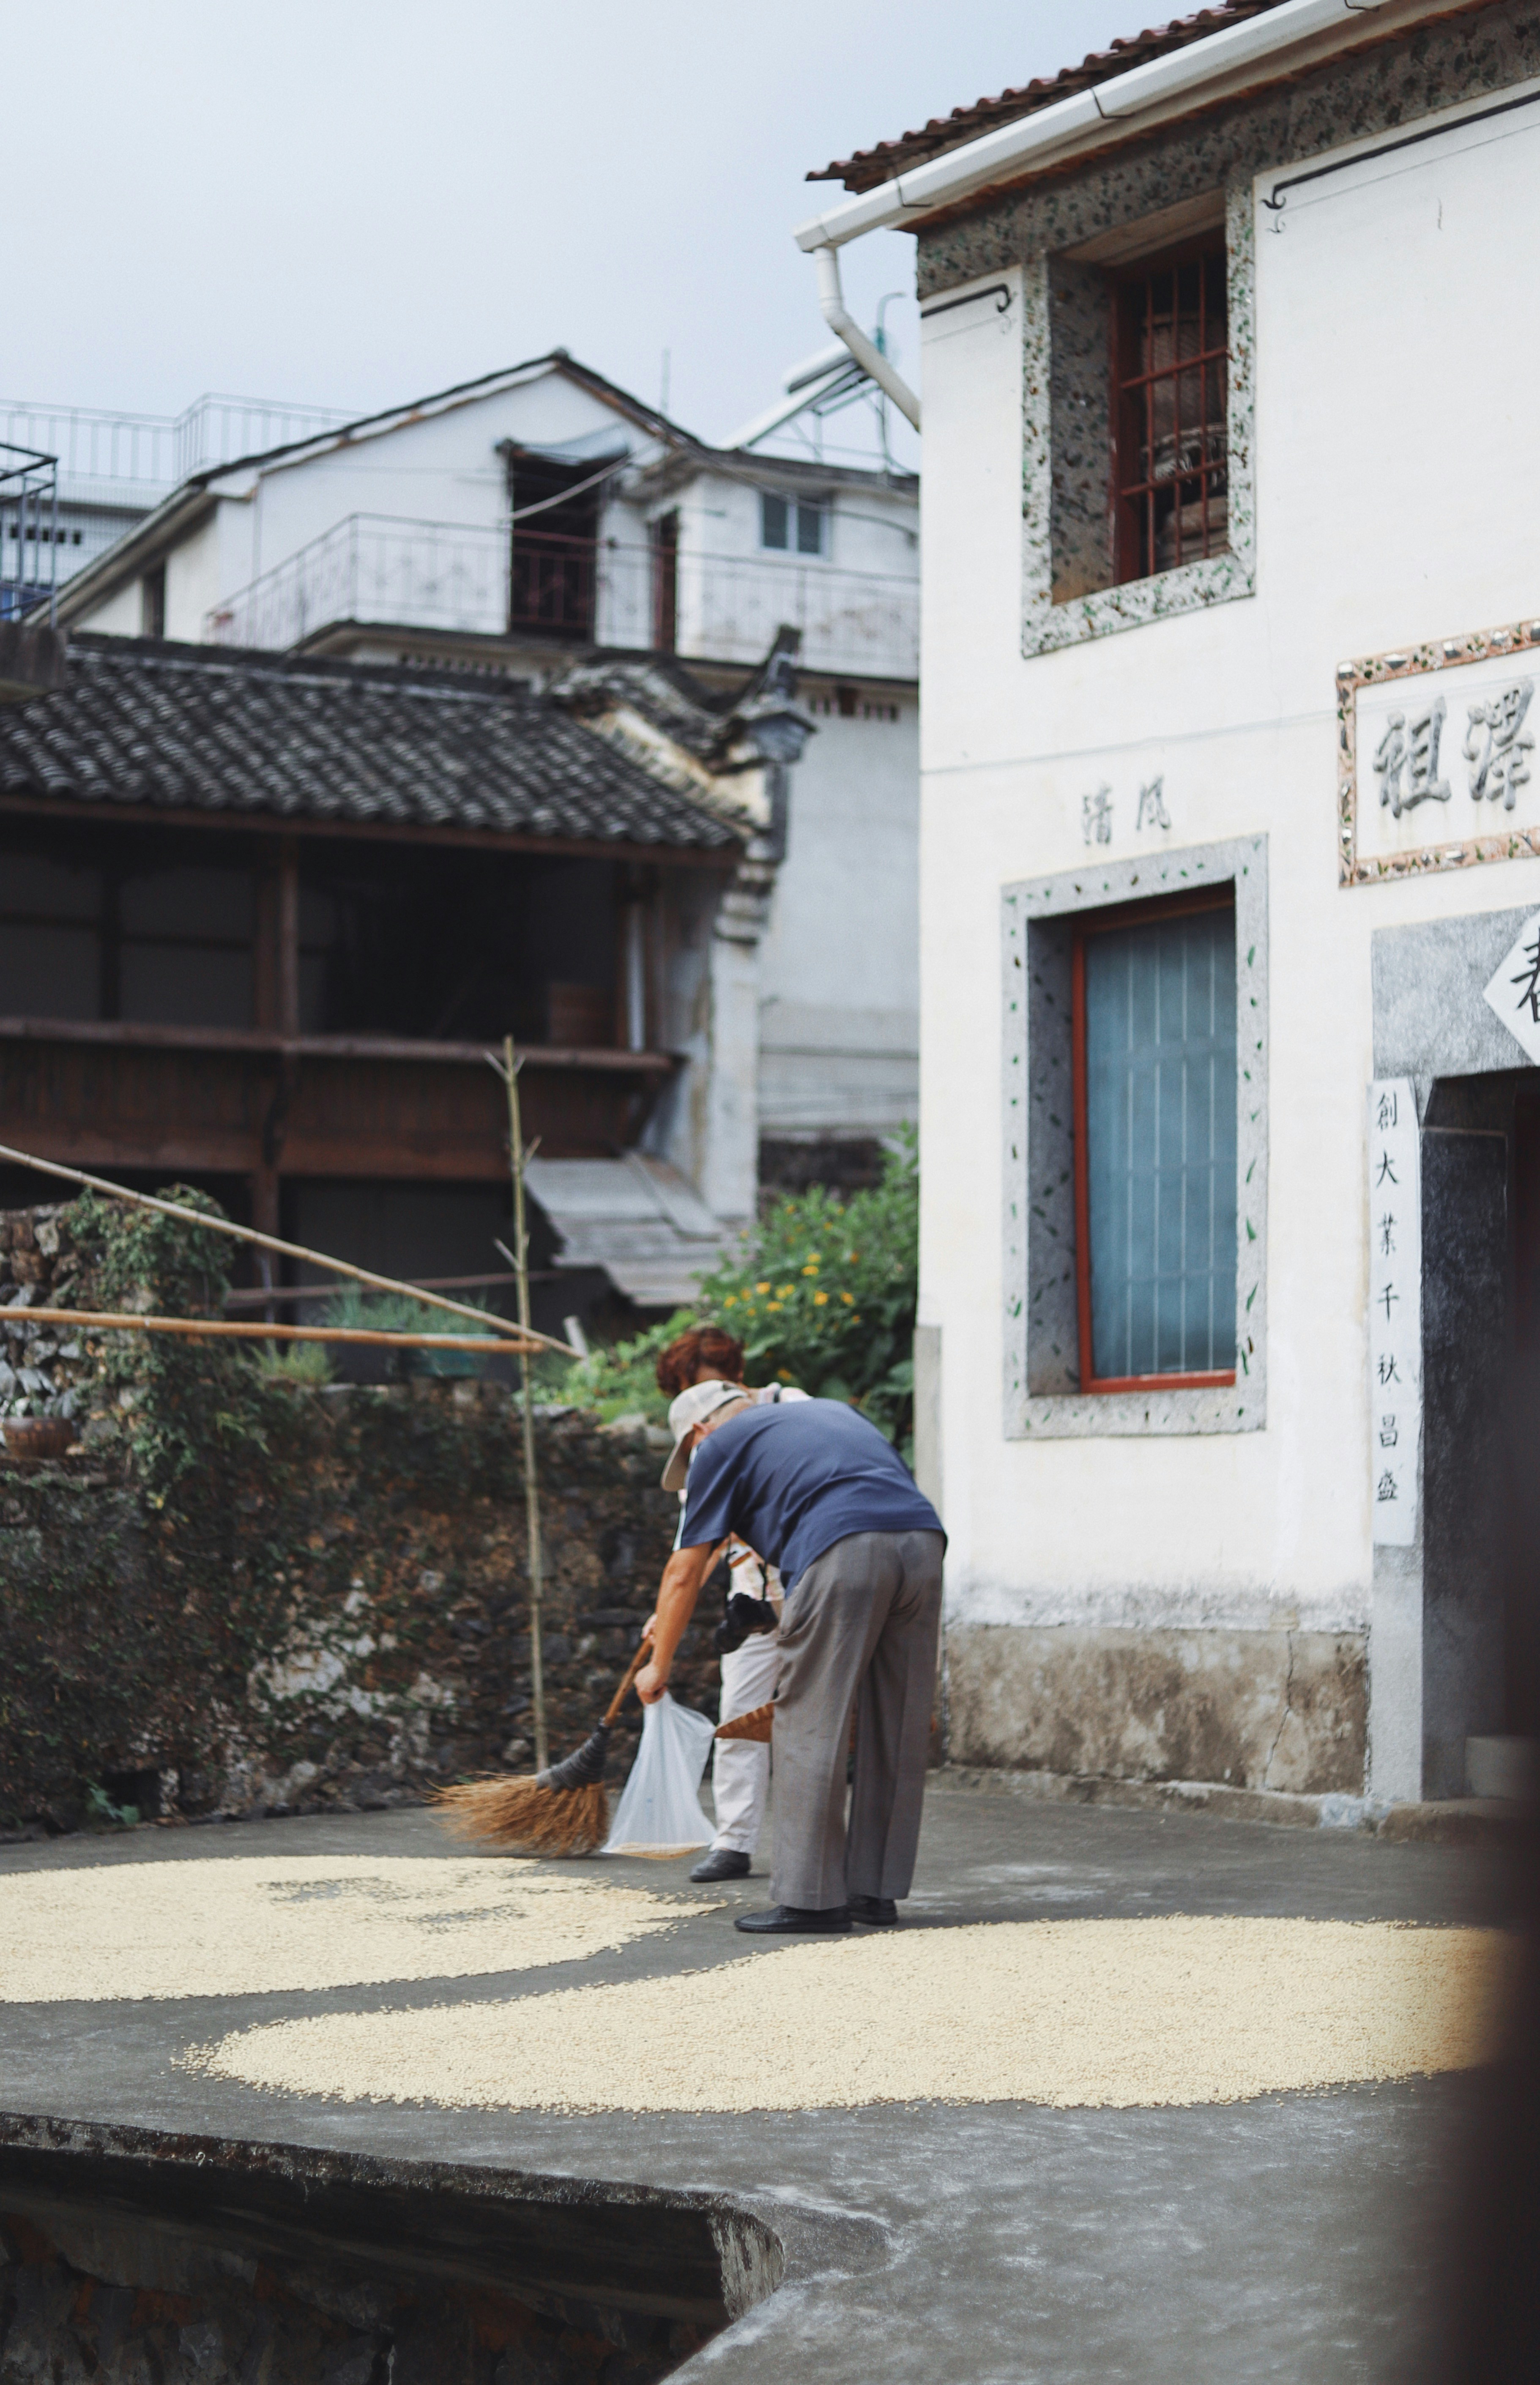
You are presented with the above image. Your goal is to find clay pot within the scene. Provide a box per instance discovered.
[2,1417,77,1461]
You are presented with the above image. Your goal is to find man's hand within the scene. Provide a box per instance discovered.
[636,1541,718,1708]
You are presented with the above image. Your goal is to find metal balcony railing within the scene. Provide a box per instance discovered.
[0,393,351,506]
[1,444,58,623]
[207,516,511,649]
[208,515,920,678]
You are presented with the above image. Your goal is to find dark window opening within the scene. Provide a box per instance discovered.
[1071,888,1237,1391]
[505,448,617,642]
[1111,242,1228,585]
[141,561,166,640]
[651,510,678,652]
[0,824,624,1048]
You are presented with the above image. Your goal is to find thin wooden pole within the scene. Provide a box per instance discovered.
[0,1139,573,1355]
[11,1308,539,1353]
[502,1032,549,1774]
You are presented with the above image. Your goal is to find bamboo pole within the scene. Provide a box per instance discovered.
[498,1033,549,1774]
[0,1138,574,1355]
[6,1308,539,1353]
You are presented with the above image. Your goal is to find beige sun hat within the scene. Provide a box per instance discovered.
[661,1379,751,1492]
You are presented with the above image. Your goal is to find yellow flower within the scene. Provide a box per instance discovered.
[724,1294,736,1307]
[777,1285,794,1299]
[767,1302,782,1313]
[813,1291,829,1306]
[756,1281,771,1295]
[777,1368,793,1382]
[852,1315,862,1325]
[840,1292,854,1305]
[801,1263,819,1276]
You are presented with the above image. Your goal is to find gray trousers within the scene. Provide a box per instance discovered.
[770,1528,944,1911]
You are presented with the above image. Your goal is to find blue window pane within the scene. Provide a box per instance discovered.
[796,502,824,556]
[1083,906,1237,1380]
[760,493,789,550]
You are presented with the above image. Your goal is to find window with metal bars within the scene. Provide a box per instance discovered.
[1111,241,1228,585]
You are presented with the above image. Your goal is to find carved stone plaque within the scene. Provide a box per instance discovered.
[1338,617,1540,884]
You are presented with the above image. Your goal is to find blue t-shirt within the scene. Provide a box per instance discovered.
[678,1399,943,1594]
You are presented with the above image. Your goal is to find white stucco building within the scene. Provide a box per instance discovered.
[802,0,1540,1807]
[49,356,920,1251]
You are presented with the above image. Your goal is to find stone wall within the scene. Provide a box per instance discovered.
[1,1377,709,1836]
[0,1203,95,1420]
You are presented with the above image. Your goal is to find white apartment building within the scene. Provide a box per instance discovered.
[43,353,921,1283]
[803,0,1540,1808]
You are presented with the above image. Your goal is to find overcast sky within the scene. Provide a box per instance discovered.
[11,2,1135,452]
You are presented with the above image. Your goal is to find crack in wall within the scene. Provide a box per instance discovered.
[1261,1628,1296,1791]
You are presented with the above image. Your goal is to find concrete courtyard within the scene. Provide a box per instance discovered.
[0,1780,1511,2384]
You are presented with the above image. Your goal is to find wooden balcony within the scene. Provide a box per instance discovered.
[0,1017,676,1185]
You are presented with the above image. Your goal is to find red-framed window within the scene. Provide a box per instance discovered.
[1111,240,1228,586]
[1071,887,1238,1393]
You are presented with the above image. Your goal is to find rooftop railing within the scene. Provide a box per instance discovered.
[0,393,352,505]
[208,514,920,679]
[1,443,58,624]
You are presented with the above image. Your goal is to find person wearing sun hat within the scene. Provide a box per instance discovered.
[651,1355,810,1887]
[637,1388,944,1933]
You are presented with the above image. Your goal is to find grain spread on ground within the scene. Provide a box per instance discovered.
[0,1857,698,2002]
[191,1915,1512,2111]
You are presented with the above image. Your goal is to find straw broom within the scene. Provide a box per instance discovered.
[433,1640,651,1854]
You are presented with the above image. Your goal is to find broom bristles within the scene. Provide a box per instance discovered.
[431,1773,610,1855]
[715,1701,774,1744]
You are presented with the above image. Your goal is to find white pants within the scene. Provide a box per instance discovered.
[711,1623,783,1855]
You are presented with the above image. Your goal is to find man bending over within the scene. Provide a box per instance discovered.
[637,1391,944,1934]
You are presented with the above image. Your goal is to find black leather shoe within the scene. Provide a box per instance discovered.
[690,1848,751,1883]
[849,1896,899,1925]
[734,1904,851,1934]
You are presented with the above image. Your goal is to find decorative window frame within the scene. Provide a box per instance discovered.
[1021,177,1256,658]
[1338,612,1540,885]
[1002,835,1268,1440]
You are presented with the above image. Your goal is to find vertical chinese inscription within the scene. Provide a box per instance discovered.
[1368,1078,1420,1547]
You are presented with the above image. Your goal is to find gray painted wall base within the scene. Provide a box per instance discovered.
[947,1622,1368,1797]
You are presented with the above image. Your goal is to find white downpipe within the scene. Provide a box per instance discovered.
[793,0,1397,252]
[813,246,921,433]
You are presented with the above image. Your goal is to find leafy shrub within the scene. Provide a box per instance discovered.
[255,1339,334,1386]
[562,1130,919,1448]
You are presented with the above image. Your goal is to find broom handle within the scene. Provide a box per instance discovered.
[604,1641,651,1727]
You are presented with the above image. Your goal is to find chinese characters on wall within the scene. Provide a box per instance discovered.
[1368,1078,1420,1548]
[1373,678,1534,818]
[1080,775,1171,846]
[1349,635,1540,877]
[1482,904,1540,1065]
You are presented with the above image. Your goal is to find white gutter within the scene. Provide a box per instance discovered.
[813,246,922,432]
[793,0,1396,251]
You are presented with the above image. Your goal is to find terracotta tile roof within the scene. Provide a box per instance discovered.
[0,635,742,851]
[808,3,1290,194]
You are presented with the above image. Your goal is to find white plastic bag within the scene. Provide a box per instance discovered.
[602,1693,716,1857]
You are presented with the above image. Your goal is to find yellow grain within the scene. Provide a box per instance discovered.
[0,1856,695,2003]
[191,1915,1514,2113]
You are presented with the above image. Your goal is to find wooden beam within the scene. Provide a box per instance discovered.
[0,792,742,873]
[277,839,300,1038]
[253,867,278,1030]
[0,1016,677,1073]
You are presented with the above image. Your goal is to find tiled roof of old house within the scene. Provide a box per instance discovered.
[808,2,1289,193]
[0,635,744,851]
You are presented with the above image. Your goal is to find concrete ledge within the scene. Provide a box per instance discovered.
[0,620,67,704]
[934,1763,1529,1843]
